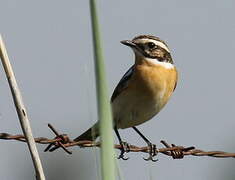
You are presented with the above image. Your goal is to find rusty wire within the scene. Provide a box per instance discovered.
[1,123,235,159]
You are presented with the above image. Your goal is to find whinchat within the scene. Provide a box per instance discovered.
[75,35,178,161]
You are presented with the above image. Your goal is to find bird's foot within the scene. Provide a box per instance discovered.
[143,143,159,162]
[118,141,130,160]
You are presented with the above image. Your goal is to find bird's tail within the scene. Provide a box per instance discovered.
[73,123,99,141]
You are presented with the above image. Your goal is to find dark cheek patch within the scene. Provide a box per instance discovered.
[135,44,173,64]
[151,49,164,58]
[146,48,172,63]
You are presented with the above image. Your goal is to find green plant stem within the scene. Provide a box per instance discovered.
[89,0,116,180]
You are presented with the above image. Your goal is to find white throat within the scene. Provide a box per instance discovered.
[145,57,174,69]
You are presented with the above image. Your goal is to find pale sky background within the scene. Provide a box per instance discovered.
[1,1,235,180]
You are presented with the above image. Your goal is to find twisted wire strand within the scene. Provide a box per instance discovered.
[1,124,235,159]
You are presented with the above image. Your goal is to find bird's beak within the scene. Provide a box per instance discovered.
[120,40,136,48]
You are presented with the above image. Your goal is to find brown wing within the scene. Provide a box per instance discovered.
[111,65,134,102]
[173,68,178,91]
[173,81,177,91]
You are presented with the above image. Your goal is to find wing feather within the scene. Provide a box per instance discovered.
[111,65,134,102]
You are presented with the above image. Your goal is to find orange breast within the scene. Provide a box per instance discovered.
[112,59,178,129]
[130,61,177,109]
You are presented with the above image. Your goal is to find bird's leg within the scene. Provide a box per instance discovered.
[132,126,158,162]
[114,127,130,160]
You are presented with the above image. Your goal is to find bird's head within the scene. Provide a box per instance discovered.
[121,35,173,64]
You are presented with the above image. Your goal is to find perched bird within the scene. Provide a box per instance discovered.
[74,35,178,161]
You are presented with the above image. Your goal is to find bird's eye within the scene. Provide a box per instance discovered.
[147,42,156,49]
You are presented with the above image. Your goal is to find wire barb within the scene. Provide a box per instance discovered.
[1,124,235,160]
[44,124,72,154]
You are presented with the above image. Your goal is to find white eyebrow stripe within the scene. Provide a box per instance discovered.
[141,38,170,52]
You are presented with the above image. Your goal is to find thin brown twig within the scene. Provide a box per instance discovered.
[1,124,235,159]
[0,35,45,180]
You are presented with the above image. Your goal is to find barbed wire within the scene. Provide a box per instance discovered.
[1,123,235,160]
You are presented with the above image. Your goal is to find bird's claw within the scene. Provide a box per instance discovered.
[118,152,129,160]
[143,156,158,162]
[143,143,159,162]
[118,141,130,160]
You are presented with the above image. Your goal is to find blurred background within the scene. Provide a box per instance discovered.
[0,1,235,179]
